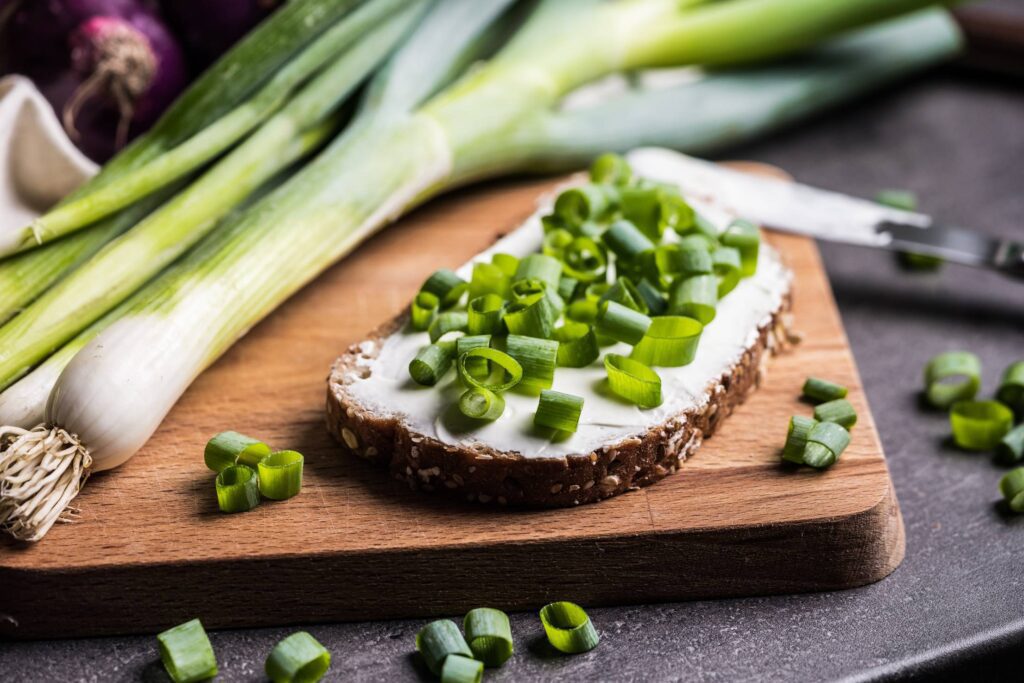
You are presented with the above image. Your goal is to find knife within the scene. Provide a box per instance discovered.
[628,148,1024,279]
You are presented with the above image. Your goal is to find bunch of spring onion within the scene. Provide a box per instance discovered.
[0,0,959,541]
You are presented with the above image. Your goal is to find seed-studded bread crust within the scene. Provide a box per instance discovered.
[326,289,794,507]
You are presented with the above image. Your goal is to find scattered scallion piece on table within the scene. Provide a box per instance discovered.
[999,468,1024,513]
[782,415,818,464]
[440,654,484,683]
[604,354,662,409]
[463,607,514,667]
[265,631,331,683]
[535,390,584,434]
[257,450,304,501]
[410,343,456,387]
[801,377,848,403]
[457,348,523,394]
[949,400,1014,452]
[996,361,1024,417]
[630,316,703,367]
[459,388,506,422]
[813,398,858,429]
[997,425,1024,465]
[416,620,473,677]
[539,601,600,655]
[803,421,851,469]
[204,431,270,473]
[215,465,261,513]
[924,351,981,409]
[157,618,218,683]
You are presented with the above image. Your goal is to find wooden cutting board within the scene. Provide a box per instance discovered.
[0,168,904,639]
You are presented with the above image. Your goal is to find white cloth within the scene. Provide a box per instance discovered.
[0,75,97,247]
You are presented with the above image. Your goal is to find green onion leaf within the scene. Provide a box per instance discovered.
[996,361,1024,416]
[539,602,600,655]
[596,300,652,346]
[602,219,654,263]
[720,219,760,277]
[421,269,468,309]
[560,236,607,284]
[589,153,632,186]
[782,415,818,464]
[468,262,511,300]
[409,342,456,386]
[669,275,718,325]
[157,618,218,683]
[813,399,858,429]
[459,387,506,421]
[463,607,514,667]
[265,631,330,683]
[416,620,473,677]
[440,654,483,683]
[258,450,304,501]
[630,316,703,367]
[491,253,519,278]
[554,184,614,228]
[924,351,981,409]
[467,294,505,335]
[950,400,1014,451]
[411,291,441,332]
[803,421,851,469]
[514,253,563,290]
[998,425,1024,465]
[801,377,848,403]
[505,335,559,394]
[999,468,1024,513]
[457,347,523,393]
[429,311,469,343]
[711,246,742,297]
[604,354,662,408]
[553,322,600,368]
[535,390,584,434]
[204,431,270,473]
[215,465,261,513]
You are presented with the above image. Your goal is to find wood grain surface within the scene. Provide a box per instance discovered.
[0,169,904,639]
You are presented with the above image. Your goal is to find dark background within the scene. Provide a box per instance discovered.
[2,19,1024,683]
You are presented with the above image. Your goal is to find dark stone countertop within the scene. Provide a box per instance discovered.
[2,70,1023,682]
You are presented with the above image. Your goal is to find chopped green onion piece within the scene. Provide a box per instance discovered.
[999,468,1024,513]
[265,631,330,683]
[585,282,610,302]
[813,398,858,429]
[429,311,469,343]
[157,618,218,683]
[558,276,579,302]
[802,377,848,403]
[514,253,563,290]
[440,654,483,683]
[409,342,455,386]
[554,184,613,227]
[604,354,662,408]
[678,245,712,277]
[589,152,632,186]
[491,253,519,278]
[204,430,270,473]
[596,300,652,346]
[467,294,505,335]
[620,186,693,240]
[601,276,648,313]
[720,219,760,277]
[950,400,1014,451]
[711,246,742,297]
[459,387,506,421]
[505,335,558,394]
[457,347,523,393]
[680,212,720,244]
[258,450,304,501]
[997,425,1024,465]
[411,291,441,331]
[561,236,607,284]
[996,361,1024,416]
[875,189,918,211]
[421,269,468,309]
[636,278,667,316]
[416,620,473,677]
[602,219,654,263]
[457,335,492,379]
[535,390,584,433]
[543,228,574,259]
[630,316,703,367]
[539,602,600,654]
[463,608,514,667]
[553,322,600,368]
[924,351,981,408]
[803,421,851,469]
[669,275,718,324]
[468,262,510,300]
[504,290,559,339]
[215,465,261,513]
[782,416,817,464]
[566,299,599,325]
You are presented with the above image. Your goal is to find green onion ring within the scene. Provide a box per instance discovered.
[602,219,654,262]
[589,152,632,185]
[999,467,1024,513]
[598,277,648,314]
[998,425,1024,465]
[409,342,456,387]
[924,351,981,408]
[467,294,505,336]
[543,227,574,259]
[813,398,858,429]
[504,291,559,339]
[429,311,469,343]
[456,335,492,379]
[491,253,519,278]
[416,620,473,677]
[597,300,652,346]
[468,262,510,300]
[535,390,585,434]
[801,377,848,403]
[440,655,483,683]
[635,278,668,316]
[215,465,261,513]
[204,431,270,473]
[157,619,218,683]
[782,416,817,464]
[996,361,1024,416]
[265,631,331,683]
[803,421,850,469]
[720,219,760,277]
[629,316,703,367]
[505,335,559,394]
[604,354,662,408]
[950,400,1014,451]
[459,387,506,421]
[258,450,304,501]
[514,253,563,290]
[539,602,600,654]
[411,291,441,331]
[458,347,523,393]
[554,183,613,227]
[561,236,607,284]
[421,269,468,309]
[553,322,600,368]
[711,246,742,297]
[463,608,514,667]
[669,274,718,324]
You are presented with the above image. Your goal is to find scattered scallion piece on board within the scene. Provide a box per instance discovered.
[157,619,218,683]
[801,377,848,403]
[410,342,456,387]
[459,388,506,422]
[257,450,304,501]
[813,398,858,429]
[630,316,703,367]
[204,431,270,473]
[412,292,441,331]
[923,351,981,409]
[803,421,851,469]
[539,601,600,654]
[265,631,331,683]
[596,300,651,346]
[782,415,818,464]
[553,322,600,368]
[463,607,514,667]
[215,465,261,513]
[720,219,760,277]
[421,269,468,309]
[535,390,584,434]
[996,361,1024,417]
[998,425,1024,465]
[505,335,558,394]
[604,354,662,409]
[999,468,1024,513]
[458,347,523,393]
[949,400,1014,451]
[416,620,473,677]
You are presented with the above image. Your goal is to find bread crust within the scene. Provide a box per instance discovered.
[326,289,793,507]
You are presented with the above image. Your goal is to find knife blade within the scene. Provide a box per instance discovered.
[627,148,1024,279]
